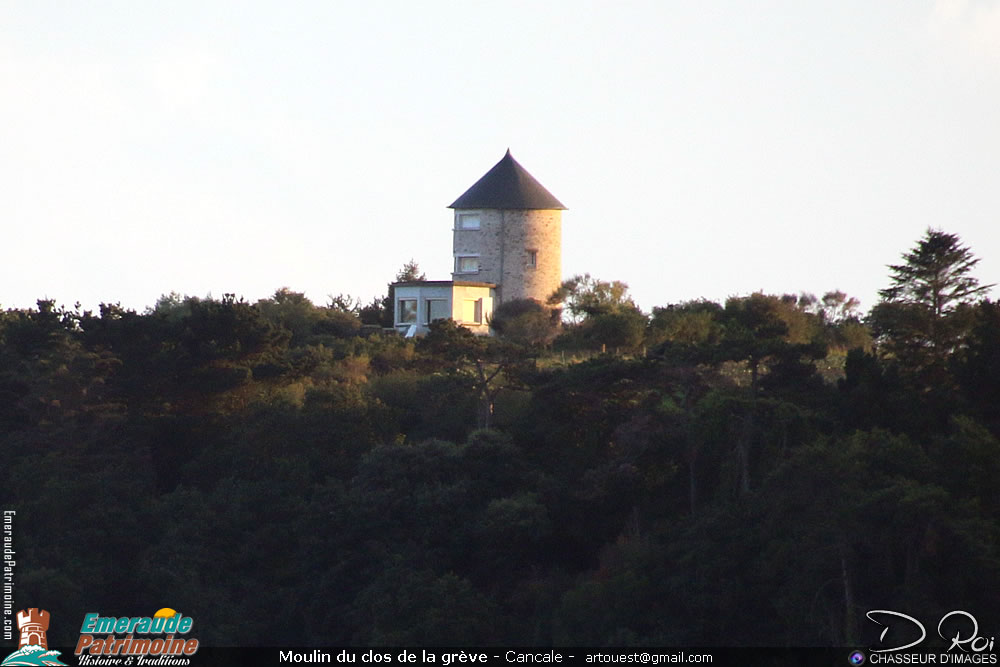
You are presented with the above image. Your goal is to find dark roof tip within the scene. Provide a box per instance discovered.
[449,150,566,210]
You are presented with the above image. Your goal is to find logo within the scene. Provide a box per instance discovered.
[75,607,199,664]
[1,608,67,666]
[866,609,996,654]
[848,650,866,664]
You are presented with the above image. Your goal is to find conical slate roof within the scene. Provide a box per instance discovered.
[449,149,566,210]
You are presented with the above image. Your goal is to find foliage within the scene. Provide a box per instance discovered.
[2,234,998,647]
[489,298,560,347]
[547,273,638,322]
[879,229,991,315]
[395,259,426,283]
[546,274,648,352]
[257,288,360,343]
[418,319,535,429]
[870,229,993,387]
[328,293,362,315]
[648,300,723,350]
[361,260,427,327]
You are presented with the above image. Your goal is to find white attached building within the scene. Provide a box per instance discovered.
[393,280,496,336]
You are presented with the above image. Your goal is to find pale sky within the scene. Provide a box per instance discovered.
[2,1,999,314]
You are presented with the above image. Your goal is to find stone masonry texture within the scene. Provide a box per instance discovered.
[452,209,561,305]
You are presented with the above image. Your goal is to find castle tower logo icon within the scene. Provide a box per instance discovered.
[1,608,66,666]
[17,610,49,650]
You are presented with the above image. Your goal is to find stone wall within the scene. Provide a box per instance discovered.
[452,209,562,304]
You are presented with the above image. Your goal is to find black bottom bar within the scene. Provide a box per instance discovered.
[40,646,926,667]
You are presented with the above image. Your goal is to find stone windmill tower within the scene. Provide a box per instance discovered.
[449,149,566,305]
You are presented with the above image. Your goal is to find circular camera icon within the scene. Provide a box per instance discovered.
[848,651,866,665]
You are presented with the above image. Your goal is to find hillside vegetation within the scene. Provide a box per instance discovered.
[2,230,998,646]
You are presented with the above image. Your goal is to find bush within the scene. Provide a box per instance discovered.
[489,298,560,347]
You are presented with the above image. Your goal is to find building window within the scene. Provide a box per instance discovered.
[457,213,481,230]
[425,299,450,324]
[527,249,538,268]
[456,256,479,274]
[462,299,483,324]
[397,299,417,324]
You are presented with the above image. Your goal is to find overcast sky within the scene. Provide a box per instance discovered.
[2,1,999,314]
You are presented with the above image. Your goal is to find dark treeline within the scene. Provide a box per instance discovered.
[2,229,999,647]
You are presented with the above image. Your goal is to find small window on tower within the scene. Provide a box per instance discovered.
[527,249,538,268]
[457,213,481,230]
[456,256,479,274]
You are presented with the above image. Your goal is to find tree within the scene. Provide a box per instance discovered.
[489,298,560,347]
[257,288,360,343]
[718,294,797,392]
[418,319,532,429]
[870,229,993,384]
[361,260,426,328]
[547,273,636,322]
[145,292,192,322]
[648,300,723,351]
[955,301,1000,434]
[547,274,647,352]
[818,290,861,323]
[713,294,827,493]
[879,229,991,318]
[395,259,426,283]
[327,293,361,315]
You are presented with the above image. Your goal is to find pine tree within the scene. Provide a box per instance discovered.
[871,229,993,383]
[879,229,991,318]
